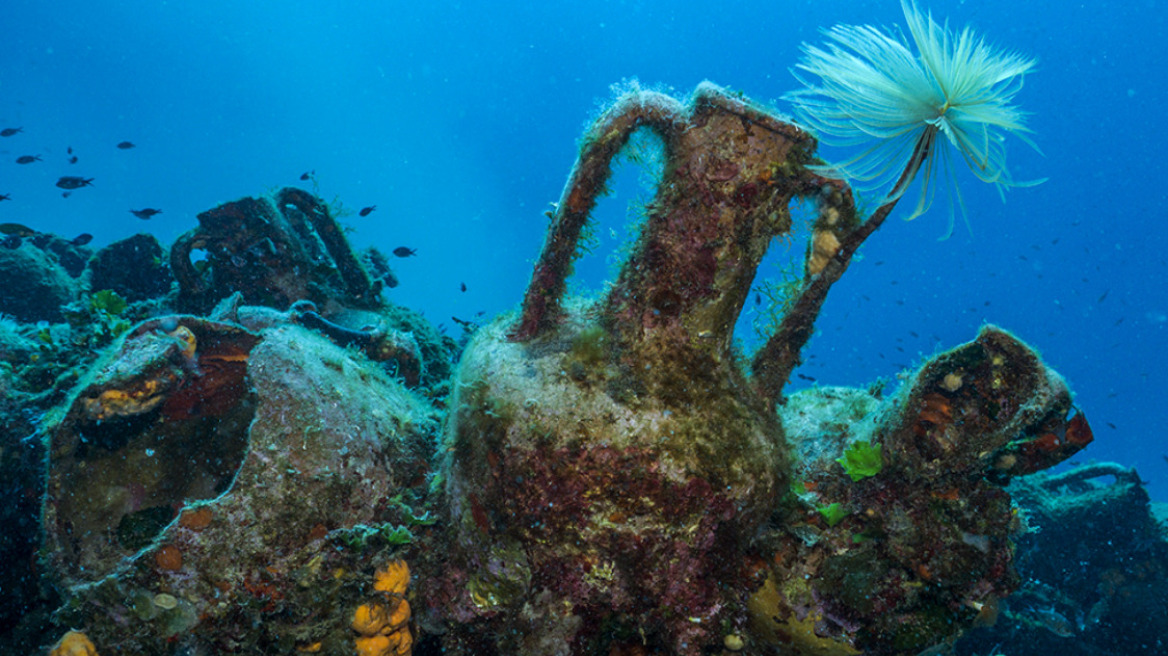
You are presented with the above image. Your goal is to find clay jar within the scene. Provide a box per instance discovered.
[442,84,829,654]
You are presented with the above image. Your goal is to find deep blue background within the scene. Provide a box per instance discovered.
[3,1,1165,498]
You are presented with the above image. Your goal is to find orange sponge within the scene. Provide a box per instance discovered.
[354,634,392,656]
[352,603,391,636]
[353,559,413,655]
[373,560,409,597]
[49,630,98,656]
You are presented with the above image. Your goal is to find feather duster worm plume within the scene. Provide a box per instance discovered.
[786,0,1043,238]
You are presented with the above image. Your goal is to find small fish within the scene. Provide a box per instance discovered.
[15,154,41,164]
[71,233,93,246]
[130,208,162,220]
[460,282,467,292]
[55,176,94,189]
[67,146,73,154]
[0,127,22,137]
[1031,606,1075,638]
[61,191,72,198]
[0,222,37,237]
[116,141,135,149]
[796,373,817,382]
[451,316,477,331]
[1,235,21,249]
[299,170,314,181]
[359,205,377,217]
[392,247,417,258]
[0,194,10,201]
[68,156,78,164]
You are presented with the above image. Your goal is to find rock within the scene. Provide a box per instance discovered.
[87,233,173,302]
[0,241,78,322]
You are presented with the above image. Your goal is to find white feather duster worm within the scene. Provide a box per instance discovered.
[785,0,1043,238]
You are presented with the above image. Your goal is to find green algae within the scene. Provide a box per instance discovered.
[837,439,883,482]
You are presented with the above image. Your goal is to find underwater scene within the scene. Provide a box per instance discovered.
[2,0,1165,654]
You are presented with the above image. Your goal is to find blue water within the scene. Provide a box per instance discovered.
[2,0,1165,500]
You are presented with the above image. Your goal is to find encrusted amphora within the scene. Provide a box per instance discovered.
[442,83,842,652]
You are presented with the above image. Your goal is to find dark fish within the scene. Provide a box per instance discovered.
[359,205,377,217]
[299,170,314,181]
[0,127,21,137]
[0,222,37,237]
[130,208,162,220]
[460,282,467,292]
[451,316,477,331]
[71,233,94,246]
[392,247,417,258]
[56,176,94,189]
[796,373,817,382]
[61,191,72,198]
[1,235,21,249]
[0,194,10,201]
[116,141,135,149]
[69,156,78,164]
[67,146,73,154]
[15,155,41,164]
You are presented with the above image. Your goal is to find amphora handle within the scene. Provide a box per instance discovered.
[512,84,859,407]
